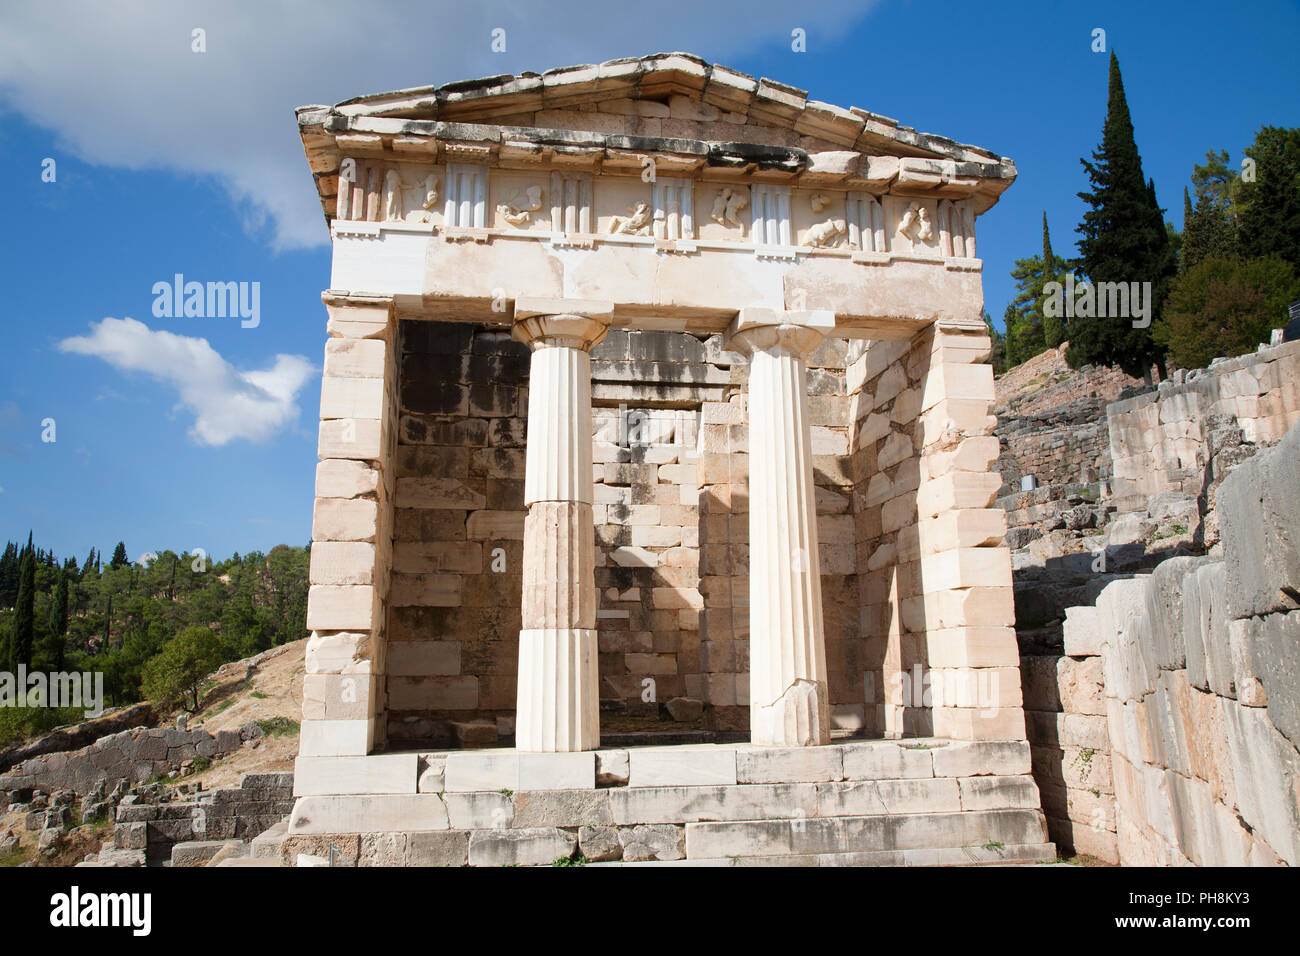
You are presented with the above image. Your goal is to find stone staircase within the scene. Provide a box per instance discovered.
[285,738,1056,866]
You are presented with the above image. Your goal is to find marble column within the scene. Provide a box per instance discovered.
[726,308,837,747]
[512,297,612,752]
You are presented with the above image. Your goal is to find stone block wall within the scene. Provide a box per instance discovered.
[1108,338,1300,501]
[303,295,401,759]
[114,772,295,861]
[0,724,244,797]
[386,320,530,748]
[588,330,718,720]
[1059,423,1300,865]
[382,321,871,742]
[319,313,1023,750]
[1020,604,1118,862]
[846,323,1023,742]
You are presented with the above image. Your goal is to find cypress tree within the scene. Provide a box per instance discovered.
[110,541,128,569]
[1042,213,1068,348]
[10,533,36,671]
[1072,52,1177,380]
[49,570,70,668]
[0,541,18,608]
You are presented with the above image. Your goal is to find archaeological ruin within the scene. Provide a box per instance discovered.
[284,52,1061,865]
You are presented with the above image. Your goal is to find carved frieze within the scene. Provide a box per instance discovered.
[329,151,980,263]
[608,202,652,235]
[497,185,544,226]
[708,187,749,234]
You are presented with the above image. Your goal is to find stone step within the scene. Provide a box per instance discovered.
[597,731,745,747]
[684,808,1050,860]
[215,856,283,867]
[589,842,1058,867]
[170,839,246,867]
[251,818,290,859]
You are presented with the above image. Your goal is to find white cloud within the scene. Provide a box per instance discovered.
[58,318,315,446]
[0,1,877,249]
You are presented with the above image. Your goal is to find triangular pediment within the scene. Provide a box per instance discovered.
[322,53,1004,164]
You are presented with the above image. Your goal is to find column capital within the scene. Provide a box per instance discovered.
[725,308,836,358]
[512,297,614,351]
[321,291,396,340]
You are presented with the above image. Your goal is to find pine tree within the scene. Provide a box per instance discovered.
[1182,152,1241,270]
[110,541,128,569]
[1071,52,1177,381]
[1237,126,1300,270]
[10,533,36,671]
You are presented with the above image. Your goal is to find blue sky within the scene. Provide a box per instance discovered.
[1,0,1297,562]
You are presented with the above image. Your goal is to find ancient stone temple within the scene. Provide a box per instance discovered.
[288,54,1054,866]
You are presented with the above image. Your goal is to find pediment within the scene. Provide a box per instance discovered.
[323,53,1003,163]
[296,53,1016,229]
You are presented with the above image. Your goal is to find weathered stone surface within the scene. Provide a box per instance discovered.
[578,824,622,861]
[407,830,470,866]
[468,827,576,866]
[619,824,685,862]
[1220,422,1300,620]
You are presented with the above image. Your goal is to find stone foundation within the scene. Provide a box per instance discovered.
[286,738,1053,866]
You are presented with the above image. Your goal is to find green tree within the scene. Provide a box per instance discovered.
[1040,213,1071,348]
[1153,255,1300,370]
[109,541,129,569]
[984,310,1007,376]
[0,541,18,608]
[140,625,223,712]
[10,533,36,671]
[1071,52,1177,381]
[1183,158,1240,269]
[1237,126,1300,270]
[45,569,70,669]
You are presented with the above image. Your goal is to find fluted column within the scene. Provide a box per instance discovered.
[512,297,612,752]
[726,308,837,747]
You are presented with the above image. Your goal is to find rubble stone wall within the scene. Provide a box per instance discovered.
[996,412,1111,497]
